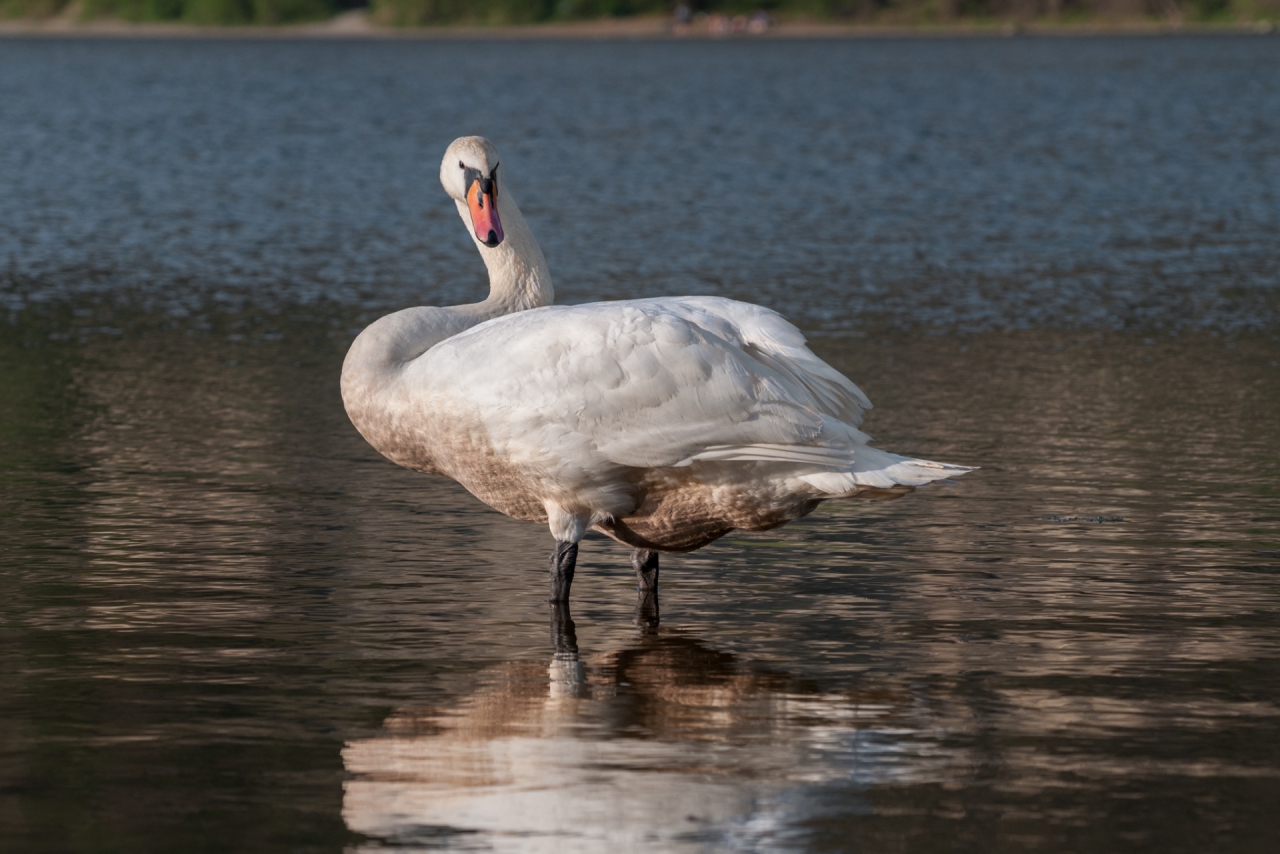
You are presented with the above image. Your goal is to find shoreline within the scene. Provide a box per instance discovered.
[1,11,1276,40]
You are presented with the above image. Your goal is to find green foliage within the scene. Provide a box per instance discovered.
[249,0,333,23]
[1,0,68,17]
[4,0,1278,24]
[80,0,194,21]
[22,0,335,22]
[368,0,681,26]
[1188,0,1230,18]
[367,0,1280,23]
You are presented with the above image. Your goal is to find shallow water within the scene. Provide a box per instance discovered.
[2,35,1279,854]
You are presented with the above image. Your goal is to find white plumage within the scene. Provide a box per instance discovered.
[341,137,972,604]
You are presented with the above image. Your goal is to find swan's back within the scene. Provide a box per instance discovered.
[392,297,968,552]
[414,297,864,466]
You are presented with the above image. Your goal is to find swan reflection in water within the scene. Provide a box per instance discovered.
[343,599,952,853]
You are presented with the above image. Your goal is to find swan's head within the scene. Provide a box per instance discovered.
[440,136,504,249]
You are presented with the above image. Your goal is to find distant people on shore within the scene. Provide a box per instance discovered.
[672,5,772,37]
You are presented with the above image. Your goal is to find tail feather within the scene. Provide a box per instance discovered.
[681,442,975,495]
[800,444,974,494]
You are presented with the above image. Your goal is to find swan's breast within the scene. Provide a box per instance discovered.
[346,371,552,522]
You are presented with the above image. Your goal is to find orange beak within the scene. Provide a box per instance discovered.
[467,176,503,248]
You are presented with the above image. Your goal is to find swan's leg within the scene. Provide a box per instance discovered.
[546,506,587,604]
[549,602,578,656]
[631,548,659,594]
[549,541,578,603]
[634,586,660,630]
[631,549,660,628]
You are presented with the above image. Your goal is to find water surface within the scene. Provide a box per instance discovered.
[1,35,1278,853]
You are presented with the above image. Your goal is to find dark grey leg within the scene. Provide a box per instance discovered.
[549,602,578,657]
[634,588,660,631]
[631,548,660,630]
[631,548,659,594]
[549,540,578,603]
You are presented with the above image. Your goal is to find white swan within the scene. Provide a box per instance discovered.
[341,137,972,604]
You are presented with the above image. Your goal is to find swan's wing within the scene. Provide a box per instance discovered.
[657,296,873,428]
[416,298,874,476]
[618,299,973,488]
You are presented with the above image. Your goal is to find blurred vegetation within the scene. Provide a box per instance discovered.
[2,0,1276,26]
[365,0,1279,26]
[1,0,339,23]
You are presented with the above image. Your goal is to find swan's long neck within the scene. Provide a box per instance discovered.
[343,188,553,380]
[452,188,553,322]
[341,187,552,471]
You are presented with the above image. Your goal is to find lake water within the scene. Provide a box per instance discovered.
[1,35,1278,853]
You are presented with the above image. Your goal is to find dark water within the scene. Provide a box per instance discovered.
[2,36,1279,853]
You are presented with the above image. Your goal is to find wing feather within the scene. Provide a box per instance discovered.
[413,298,923,490]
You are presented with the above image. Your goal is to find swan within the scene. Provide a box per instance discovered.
[341,136,972,605]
